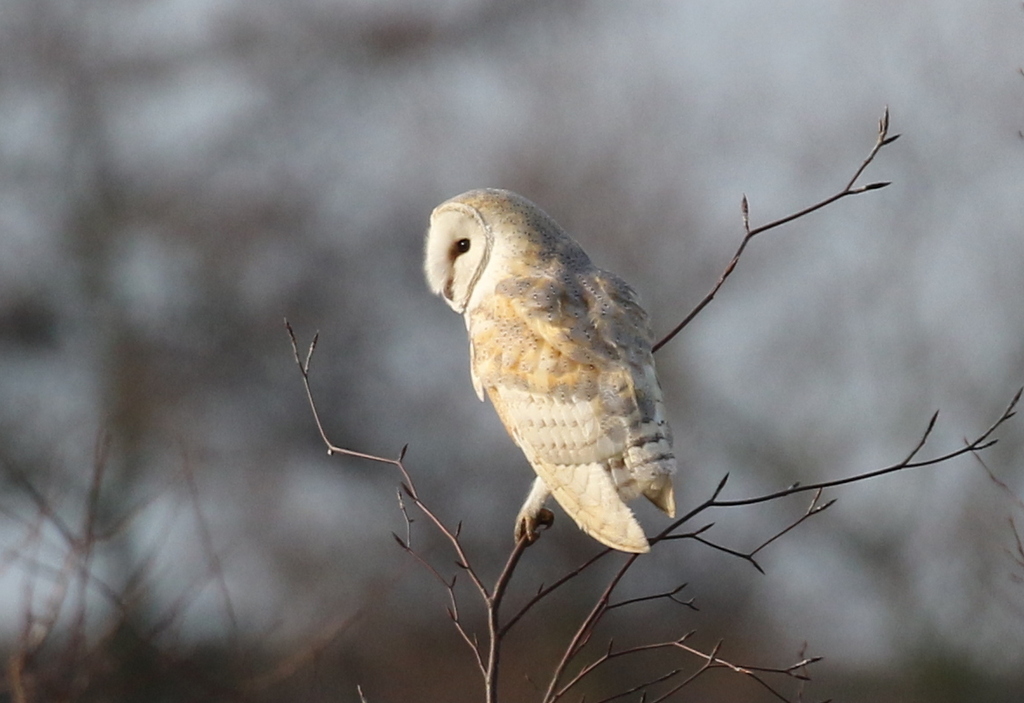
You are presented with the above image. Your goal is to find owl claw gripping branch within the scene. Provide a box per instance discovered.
[516,507,555,546]
[424,189,676,553]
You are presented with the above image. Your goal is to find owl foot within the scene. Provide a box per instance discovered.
[515,508,554,546]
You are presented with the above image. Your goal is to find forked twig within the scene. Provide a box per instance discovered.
[608,583,695,611]
[286,318,533,703]
[653,388,1021,545]
[670,489,835,575]
[654,107,898,353]
[750,489,835,560]
[542,552,642,702]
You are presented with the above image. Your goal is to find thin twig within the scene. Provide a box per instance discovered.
[286,319,398,465]
[659,639,814,703]
[63,431,110,678]
[543,553,641,702]
[654,107,898,353]
[975,451,1024,573]
[653,388,1020,545]
[499,546,613,637]
[680,533,766,574]
[750,490,835,559]
[608,583,695,611]
[288,318,516,700]
[554,634,693,700]
[648,640,725,703]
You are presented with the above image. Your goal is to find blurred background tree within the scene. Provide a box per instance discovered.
[0,1,1022,701]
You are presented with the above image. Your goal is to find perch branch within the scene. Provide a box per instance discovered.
[288,318,531,703]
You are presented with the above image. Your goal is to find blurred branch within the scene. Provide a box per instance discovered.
[654,107,899,353]
[1011,518,1024,581]
[243,610,368,693]
[976,448,1024,513]
[1019,63,1024,139]
[0,437,267,702]
[179,445,238,645]
[975,450,1024,580]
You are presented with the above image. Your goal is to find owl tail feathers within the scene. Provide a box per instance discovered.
[643,477,675,518]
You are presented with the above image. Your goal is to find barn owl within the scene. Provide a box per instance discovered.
[424,189,675,553]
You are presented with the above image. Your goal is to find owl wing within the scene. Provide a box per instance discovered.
[488,383,651,552]
[469,269,660,552]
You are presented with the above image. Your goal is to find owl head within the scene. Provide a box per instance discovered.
[424,188,587,314]
[424,190,495,314]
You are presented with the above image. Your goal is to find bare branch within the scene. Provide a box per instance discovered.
[484,536,530,697]
[608,583,696,612]
[287,318,517,698]
[243,609,368,693]
[554,634,694,701]
[676,531,765,574]
[667,388,1019,528]
[654,108,898,353]
[654,639,820,703]
[179,445,238,644]
[543,553,642,701]
[975,452,1024,573]
[499,547,614,637]
[976,450,1024,513]
[285,318,401,465]
[647,640,725,703]
[750,490,835,560]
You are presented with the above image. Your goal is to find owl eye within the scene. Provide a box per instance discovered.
[455,238,471,254]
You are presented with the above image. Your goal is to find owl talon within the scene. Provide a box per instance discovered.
[535,507,554,530]
[516,508,555,546]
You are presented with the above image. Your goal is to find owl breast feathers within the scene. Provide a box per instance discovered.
[424,188,675,553]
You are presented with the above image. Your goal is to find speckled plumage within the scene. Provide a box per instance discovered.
[424,189,675,553]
